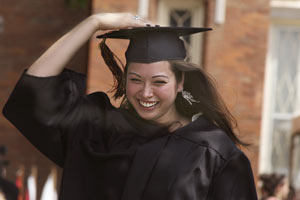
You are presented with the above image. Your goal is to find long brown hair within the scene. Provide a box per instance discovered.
[100,41,248,146]
[168,60,248,146]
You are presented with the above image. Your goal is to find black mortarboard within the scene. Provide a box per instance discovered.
[97,26,212,63]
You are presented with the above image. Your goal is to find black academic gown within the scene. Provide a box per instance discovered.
[2,69,258,200]
[0,176,18,200]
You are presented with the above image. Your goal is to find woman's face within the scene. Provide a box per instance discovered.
[126,61,183,125]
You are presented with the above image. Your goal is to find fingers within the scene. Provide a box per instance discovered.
[125,13,148,27]
[93,12,157,31]
[128,14,155,28]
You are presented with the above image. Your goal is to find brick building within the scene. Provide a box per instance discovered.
[0,0,90,198]
[1,0,300,198]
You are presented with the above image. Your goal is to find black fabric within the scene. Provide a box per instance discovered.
[97,27,212,63]
[2,69,258,200]
[0,177,18,200]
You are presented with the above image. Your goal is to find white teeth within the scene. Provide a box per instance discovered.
[139,100,158,108]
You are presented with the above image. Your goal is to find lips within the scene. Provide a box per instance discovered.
[139,100,159,108]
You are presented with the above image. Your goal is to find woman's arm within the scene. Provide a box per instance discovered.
[27,13,149,77]
[2,13,150,166]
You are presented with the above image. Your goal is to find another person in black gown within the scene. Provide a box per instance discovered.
[0,146,18,200]
[2,13,258,199]
[259,173,290,200]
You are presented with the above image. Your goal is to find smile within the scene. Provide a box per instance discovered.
[139,100,159,108]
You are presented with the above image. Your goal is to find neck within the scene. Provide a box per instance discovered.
[160,111,191,132]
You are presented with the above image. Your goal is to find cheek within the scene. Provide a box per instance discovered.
[156,85,178,100]
[126,82,139,98]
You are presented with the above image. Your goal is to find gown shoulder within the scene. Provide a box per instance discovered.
[175,115,241,161]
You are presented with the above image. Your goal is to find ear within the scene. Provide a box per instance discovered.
[177,72,185,92]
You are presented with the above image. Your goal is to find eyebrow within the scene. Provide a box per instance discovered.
[128,72,141,77]
[128,72,169,79]
[152,75,169,79]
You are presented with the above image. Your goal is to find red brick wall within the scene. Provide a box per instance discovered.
[204,0,270,184]
[0,0,90,198]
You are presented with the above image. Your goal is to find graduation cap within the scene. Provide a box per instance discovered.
[97,26,212,63]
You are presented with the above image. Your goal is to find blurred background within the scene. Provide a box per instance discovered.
[0,0,300,199]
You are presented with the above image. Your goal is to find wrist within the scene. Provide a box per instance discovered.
[88,14,103,31]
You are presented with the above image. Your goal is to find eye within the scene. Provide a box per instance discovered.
[154,80,167,85]
[129,78,141,83]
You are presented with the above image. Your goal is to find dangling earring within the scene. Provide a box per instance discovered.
[181,90,200,105]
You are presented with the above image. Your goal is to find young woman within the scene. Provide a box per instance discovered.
[3,13,258,199]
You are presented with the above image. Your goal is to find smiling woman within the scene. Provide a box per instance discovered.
[126,61,185,126]
[2,12,258,199]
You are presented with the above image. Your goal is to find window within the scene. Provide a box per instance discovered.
[271,27,300,172]
[157,0,205,64]
[170,10,192,61]
[260,2,300,189]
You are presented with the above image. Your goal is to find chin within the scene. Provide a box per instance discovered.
[136,110,157,121]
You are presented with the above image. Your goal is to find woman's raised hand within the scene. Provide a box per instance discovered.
[27,13,152,77]
[91,13,151,30]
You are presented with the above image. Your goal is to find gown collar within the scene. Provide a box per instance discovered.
[119,108,169,139]
[119,108,214,139]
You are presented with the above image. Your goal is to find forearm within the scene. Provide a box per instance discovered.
[27,16,100,77]
[26,13,149,77]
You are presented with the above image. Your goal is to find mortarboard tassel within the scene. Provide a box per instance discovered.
[99,38,125,99]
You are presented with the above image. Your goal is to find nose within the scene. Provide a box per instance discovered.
[141,83,153,98]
